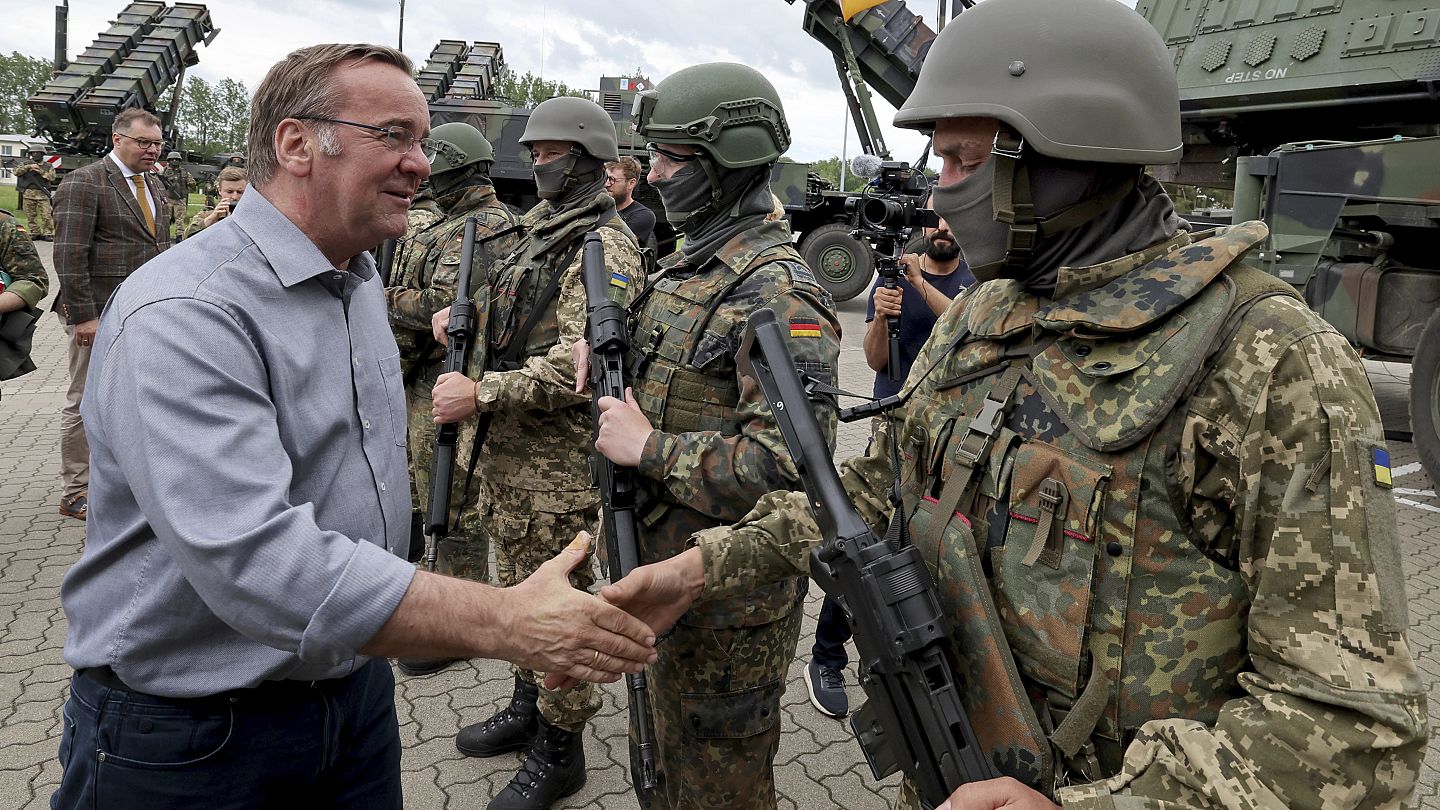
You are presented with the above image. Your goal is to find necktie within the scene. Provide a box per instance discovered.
[131,174,157,238]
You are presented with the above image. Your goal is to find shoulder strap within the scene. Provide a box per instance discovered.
[684,246,803,364]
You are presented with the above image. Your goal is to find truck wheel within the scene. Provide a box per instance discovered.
[800,223,874,302]
[1410,310,1440,482]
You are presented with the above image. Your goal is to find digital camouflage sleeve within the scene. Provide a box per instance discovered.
[384,195,517,335]
[690,291,1427,808]
[636,274,842,521]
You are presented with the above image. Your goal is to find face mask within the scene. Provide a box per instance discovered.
[649,162,714,226]
[532,156,570,201]
[929,159,1011,282]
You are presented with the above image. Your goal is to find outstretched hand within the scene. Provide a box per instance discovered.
[504,532,657,684]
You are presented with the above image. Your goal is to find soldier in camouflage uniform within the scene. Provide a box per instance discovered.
[13,149,55,241]
[582,63,841,810]
[601,3,1428,808]
[0,209,49,390]
[183,166,247,238]
[385,122,521,677]
[161,153,189,240]
[430,96,644,810]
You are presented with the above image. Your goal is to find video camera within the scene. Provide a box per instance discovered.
[845,156,936,382]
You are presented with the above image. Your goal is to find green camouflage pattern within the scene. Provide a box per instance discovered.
[634,608,802,810]
[691,222,1427,808]
[474,477,601,731]
[0,212,48,309]
[624,219,839,808]
[14,160,56,238]
[630,219,841,628]
[385,183,520,586]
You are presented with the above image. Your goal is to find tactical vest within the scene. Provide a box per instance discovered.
[895,228,1300,797]
[391,214,458,368]
[15,166,44,194]
[628,240,812,628]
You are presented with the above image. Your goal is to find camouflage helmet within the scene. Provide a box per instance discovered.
[425,121,495,174]
[633,63,790,169]
[893,0,1181,165]
[519,96,619,162]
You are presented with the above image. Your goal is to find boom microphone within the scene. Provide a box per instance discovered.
[850,154,883,179]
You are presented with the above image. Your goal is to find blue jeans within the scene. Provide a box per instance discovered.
[51,659,402,810]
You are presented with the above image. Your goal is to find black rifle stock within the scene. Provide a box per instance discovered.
[424,217,479,572]
[739,307,997,808]
[377,237,398,287]
[580,231,657,793]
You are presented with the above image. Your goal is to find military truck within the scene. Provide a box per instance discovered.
[1131,0,1440,478]
[26,1,218,166]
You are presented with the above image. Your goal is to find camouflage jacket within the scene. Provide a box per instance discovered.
[693,222,1427,807]
[385,184,519,380]
[14,160,55,196]
[471,191,643,491]
[160,164,188,201]
[0,212,47,308]
[628,220,841,626]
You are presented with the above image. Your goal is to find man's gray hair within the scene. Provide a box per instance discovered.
[247,43,413,188]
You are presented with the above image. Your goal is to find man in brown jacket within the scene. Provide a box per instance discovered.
[52,107,172,520]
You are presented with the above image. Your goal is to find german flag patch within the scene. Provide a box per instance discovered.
[789,317,822,338]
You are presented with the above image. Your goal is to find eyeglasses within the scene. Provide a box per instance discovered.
[295,116,433,156]
[645,142,696,165]
[115,132,165,151]
[603,175,629,186]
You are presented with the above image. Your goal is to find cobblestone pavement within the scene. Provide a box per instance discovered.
[2,242,1437,809]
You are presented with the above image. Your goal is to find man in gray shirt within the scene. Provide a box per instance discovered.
[52,43,655,810]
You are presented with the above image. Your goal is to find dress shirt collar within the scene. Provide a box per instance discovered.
[231,187,376,288]
[107,150,145,178]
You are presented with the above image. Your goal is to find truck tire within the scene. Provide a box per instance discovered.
[800,223,874,302]
[1411,310,1440,483]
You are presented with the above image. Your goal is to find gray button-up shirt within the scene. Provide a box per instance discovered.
[62,188,416,697]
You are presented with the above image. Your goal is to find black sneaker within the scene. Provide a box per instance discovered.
[805,660,849,718]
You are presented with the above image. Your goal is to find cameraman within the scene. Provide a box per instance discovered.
[862,206,972,394]
[806,204,974,719]
[185,166,247,237]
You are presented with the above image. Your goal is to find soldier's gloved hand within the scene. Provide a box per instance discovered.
[431,306,452,346]
[509,532,657,684]
[937,777,1059,810]
[432,371,478,423]
[595,388,653,467]
[571,338,590,394]
[873,286,903,319]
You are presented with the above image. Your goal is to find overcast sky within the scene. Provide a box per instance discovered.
[7,0,956,167]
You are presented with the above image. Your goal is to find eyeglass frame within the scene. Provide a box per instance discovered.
[114,131,166,151]
[294,116,433,156]
[645,142,697,165]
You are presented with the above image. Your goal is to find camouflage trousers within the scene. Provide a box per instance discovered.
[406,377,487,581]
[21,192,52,237]
[632,605,803,809]
[478,477,601,732]
[167,201,186,239]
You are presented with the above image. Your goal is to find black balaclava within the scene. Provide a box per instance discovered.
[652,155,774,265]
[534,149,607,215]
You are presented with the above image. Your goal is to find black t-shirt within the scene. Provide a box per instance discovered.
[617,200,656,247]
[864,262,973,398]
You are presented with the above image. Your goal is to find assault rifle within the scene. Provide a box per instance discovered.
[377,237,398,287]
[424,217,479,572]
[579,230,658,793]
[739,307,996,809]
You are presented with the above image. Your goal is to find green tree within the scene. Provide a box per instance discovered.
[0,51,54,134]
[212,77,249,153]
[493,67,588,107]
[809,156,866,192]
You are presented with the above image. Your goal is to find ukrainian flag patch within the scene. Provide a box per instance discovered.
[789,317,822,338]
[609,271,629,289]
[1372,446,1393,488]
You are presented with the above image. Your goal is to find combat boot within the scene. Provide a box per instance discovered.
[456,675,539,757]
[487,717,586,810]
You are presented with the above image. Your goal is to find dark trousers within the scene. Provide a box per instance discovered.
[51,659,402,810]
[810,594,853,668]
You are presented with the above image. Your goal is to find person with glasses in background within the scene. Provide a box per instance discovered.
[51,45,657,810]
[604,155,655,249]
[51,107,173,522]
